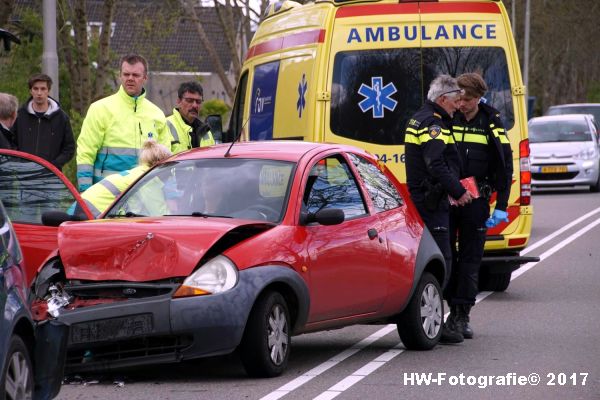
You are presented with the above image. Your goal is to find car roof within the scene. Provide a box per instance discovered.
[547,103,600,109]
[169,140,371,162]
[529,114,592,123]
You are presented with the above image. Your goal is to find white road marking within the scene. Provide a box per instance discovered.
[262,211,600,400]
[260,325,397,400]
[312,343,405,400]
[520,205,600,255]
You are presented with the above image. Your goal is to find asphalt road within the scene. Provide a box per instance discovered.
[56,186,600,400]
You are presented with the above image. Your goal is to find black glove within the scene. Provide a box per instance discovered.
[191,118,210,148]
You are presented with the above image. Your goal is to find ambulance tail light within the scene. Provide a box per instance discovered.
[519,139,531,206]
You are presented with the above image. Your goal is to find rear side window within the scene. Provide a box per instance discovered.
[347,153,403,212]
[331,47,514,145]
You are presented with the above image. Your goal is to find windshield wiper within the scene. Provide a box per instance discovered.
[165,212,233,218]
[104,211,147,218]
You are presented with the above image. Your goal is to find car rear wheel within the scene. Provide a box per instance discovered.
[1,336,33,400]
[397,272,442,350]
[240,291,290,377]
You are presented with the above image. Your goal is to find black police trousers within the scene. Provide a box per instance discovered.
[413,199,452,290]
[446,197,489,306]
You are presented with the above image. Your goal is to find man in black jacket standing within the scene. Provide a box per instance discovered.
[446,72,513,339]
[12,74,75,169]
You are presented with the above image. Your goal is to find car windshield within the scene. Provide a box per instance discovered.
[528,120,592,143]
[547,106,600,122]
[106,158,295,223]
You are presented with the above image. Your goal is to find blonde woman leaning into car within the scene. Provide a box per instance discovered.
[77,139,172,218]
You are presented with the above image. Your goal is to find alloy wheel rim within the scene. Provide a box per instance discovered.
[420,283,442,339]
[5,350,32,400]
[267,304,289,365]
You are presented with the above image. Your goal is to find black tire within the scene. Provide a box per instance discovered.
[1,336,33,400]
[479,271,511,292]
[240,291,291,377]
[590,172,600,193]
[397,272,443,350]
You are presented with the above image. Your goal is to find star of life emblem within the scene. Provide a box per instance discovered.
[357,77,398,119]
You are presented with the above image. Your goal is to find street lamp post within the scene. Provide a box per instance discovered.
[42,0,59,100]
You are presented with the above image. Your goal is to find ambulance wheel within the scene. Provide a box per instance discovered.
[479,271,511,292]
[397,272,442,350]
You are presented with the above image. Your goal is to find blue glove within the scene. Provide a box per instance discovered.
[485,209,509,228]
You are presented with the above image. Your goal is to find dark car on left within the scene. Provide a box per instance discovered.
[0,200,68,400]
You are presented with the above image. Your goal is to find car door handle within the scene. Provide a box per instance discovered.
[367,228,378,240]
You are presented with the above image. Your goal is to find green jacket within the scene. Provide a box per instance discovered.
[76,86,170,191]
[166,108,215,154]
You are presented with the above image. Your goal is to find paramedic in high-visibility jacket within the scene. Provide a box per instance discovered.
[404,74,474,344]
[79,139,172,218]
[167,81,215,154]
[76,54,171,192]
[446,72,513,340]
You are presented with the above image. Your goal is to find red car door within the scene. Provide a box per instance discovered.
[0,150,93,283]
[301,154,390,322]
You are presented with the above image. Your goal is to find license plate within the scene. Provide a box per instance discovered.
[70,314,153,344]
[541,166,568,173]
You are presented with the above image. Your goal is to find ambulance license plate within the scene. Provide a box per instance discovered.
[541,166,567,173]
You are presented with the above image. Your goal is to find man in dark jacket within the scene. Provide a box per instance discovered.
[12,73,75,169]
[446,72,513,339]
[405,74,474,344]
[0,93,18,149]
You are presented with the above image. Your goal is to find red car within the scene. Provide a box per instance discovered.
[2,142,447,378]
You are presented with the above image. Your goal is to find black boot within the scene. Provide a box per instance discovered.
[456,304,473,339]
[440,319,464,344]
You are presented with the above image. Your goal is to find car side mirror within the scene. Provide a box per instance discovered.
[206,114,223,144]
[41,211,87,227]
[301,208,345,226]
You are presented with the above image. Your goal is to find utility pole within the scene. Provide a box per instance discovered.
[42,0,59,99]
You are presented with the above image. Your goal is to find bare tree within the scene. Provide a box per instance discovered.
[0,0,15,28]
[180,0,235,100]
[57,0,116,115]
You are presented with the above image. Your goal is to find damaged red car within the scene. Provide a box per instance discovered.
[8,142,448,378]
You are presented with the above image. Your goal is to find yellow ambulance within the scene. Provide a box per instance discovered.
[227,0,538,291]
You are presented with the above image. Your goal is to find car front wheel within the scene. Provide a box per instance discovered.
[240,291,290,377]
[397,272,442,350]
[1,336,33,400]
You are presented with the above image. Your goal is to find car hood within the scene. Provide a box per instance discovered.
[530,141,594,158]
[57,217,274,281]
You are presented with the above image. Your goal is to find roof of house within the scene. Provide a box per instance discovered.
[12,0,239,73]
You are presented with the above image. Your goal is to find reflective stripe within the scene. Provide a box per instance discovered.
[457,133,488,145]
[167,120,180,143]
[77,164,93,174]
[99,178,122,197]
[405,130,451,145]
[99,146,139,156]
[83,199,102,218]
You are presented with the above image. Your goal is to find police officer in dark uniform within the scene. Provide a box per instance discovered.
[446,72,513,339]
[405,74,474,344]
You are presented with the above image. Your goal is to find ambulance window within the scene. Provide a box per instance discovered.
[226,70,248,142]
[330,47,514,145]
[422,47,515,130]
